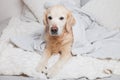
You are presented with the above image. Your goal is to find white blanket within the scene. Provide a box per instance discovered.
[0,17,120,80]
[11,3,120,59]
[0,2,120,80]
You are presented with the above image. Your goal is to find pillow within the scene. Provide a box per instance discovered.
[21,5,37,22]
[81,0,120,29]
[0,0,23,22]
[22,0,81,23]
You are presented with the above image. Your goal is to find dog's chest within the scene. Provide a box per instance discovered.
[49,39,63,53]
[47,38,70,54]
[46,33,73,54]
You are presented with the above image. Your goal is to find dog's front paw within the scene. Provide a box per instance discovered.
[45,67,59,79]
[36,65,47,74]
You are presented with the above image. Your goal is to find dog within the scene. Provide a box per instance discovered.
[37,5,76,79]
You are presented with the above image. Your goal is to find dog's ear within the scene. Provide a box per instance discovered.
[65,12,75,33]
[43,11,48,32]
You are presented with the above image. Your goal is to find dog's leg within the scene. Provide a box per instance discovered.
[46,49,72,79]
[37,49,51,73]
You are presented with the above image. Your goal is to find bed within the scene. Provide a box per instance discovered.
[0,0,120,80]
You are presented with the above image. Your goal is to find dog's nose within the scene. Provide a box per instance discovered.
[51,26,58,34]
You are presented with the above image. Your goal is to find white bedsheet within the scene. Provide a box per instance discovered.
[0,2,120,80]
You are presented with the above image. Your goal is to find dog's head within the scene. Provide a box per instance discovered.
[43,5,75,36]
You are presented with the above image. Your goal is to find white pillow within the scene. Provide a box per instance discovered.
[0,0,23,22]
[81,0,120,29]
[22,0,81,23]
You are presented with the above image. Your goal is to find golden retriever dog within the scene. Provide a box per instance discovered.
[37,5,75,79]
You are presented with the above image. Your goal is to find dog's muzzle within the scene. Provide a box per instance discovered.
[51,26,58,35]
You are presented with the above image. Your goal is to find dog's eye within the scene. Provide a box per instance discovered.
[48,16,52,20]
[59,17,64,20]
